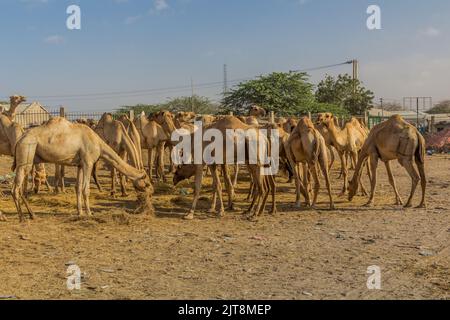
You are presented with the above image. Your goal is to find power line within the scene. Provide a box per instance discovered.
[1,60,353,101]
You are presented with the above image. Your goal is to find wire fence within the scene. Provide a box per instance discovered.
[14,107,129,129]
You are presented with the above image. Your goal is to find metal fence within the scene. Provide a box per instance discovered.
[14,107,132,129]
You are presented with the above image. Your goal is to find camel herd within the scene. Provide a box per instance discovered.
[0,95,427,222]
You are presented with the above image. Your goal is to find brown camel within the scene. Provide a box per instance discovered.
[348,115,426,208]
[285,117,334,209]
[134,112,169,182]
[12,117,153,222]
[95,113,142,196]
[3,95,26,121]
[318,113,368,195]
[249,105,266,117]
[173,115,276,220]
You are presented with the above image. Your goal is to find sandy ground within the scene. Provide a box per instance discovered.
[0,154,448,300]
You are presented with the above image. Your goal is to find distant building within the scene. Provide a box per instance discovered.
[0,102,51,128]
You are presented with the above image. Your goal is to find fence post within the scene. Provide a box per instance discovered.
[59,106,66,118]
[129,110,135,121]
[229,111,233,116]
[269,111,275,124]
[364,111,369,126]
[308,112,312,120]
[430,116,436,133]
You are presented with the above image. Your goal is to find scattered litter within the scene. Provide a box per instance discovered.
[419,249,435,257]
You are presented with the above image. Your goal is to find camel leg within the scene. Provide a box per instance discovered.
[12,166,31,222]
[402,160,420,208]
[257,180,270,217]
[210,165,225,217]
[244,166,259,216]
[148,148,154,181]
[119,152,129,197]
[232,164,239,187]
[319,156,335,210]
[222,165,235,211]
[208,166,218,213]
[365,153,379,207]
[110,167,117,197]
[309,163,321,208]
[76,166,84,216]
[338,151,349,197]
[92,162,102,191]
[328,145,335,171]
[82,163,93,216]
[184,165,204,220]
[384,161,403,206]
[302,164,312,207]
[157,143,166,183]
[415,160,427,208]
[337,151,345,179]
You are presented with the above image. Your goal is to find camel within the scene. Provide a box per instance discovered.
[281,118,298,134]
[175,111,196,125]
[134,112,169,182]
[118,114,143,168]
[173,115,276,221]
[95,113,143,196]
[238,116,260,126]
[317,113,368,196]
[196,114,216,127]
[12,117,153,222]
[249,105,266,117]
[3,95,26,121]
[285,117,334,209]
[348,115,426,208]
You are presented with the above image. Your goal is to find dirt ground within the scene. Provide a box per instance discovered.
[0,154,448,300]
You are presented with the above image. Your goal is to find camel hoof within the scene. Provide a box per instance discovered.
[415,204,426,209]
[0,214,7,222]
[329,205,336,210]
[247,215,258,222]
[363,202,373,208]
[217,211,225,218]
[121,193,129,198]
[404,203,412,209]
[183,212,194,220]
[207,208,216,214]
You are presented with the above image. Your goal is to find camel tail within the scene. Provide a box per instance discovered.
[415,132,425,165]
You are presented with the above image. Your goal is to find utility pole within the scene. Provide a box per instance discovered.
[352,59,359,95]
[190,77,194,112]
[352,59,359,81]
[223,64,228,95]
[380,98,384,117]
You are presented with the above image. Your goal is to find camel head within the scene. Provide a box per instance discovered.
[317,112,336,128]
[176,111,196,123]
[347,177,358,202]
[10,95,26,106]
[132,171,152,192]
[173,164,196,186]
[283,118,297,134]
[249,105,266,117]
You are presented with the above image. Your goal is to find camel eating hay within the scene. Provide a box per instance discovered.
[12,117,154,222]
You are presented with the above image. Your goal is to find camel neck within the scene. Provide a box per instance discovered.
[99,141,143,180]
[327,122,347,149]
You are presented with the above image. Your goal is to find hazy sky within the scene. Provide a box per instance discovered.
[1,0,449,111]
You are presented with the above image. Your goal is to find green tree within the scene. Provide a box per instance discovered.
[117,95,218,116]
[426,100,450,114]
[316,74,374,115]
[222,71,317,116]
